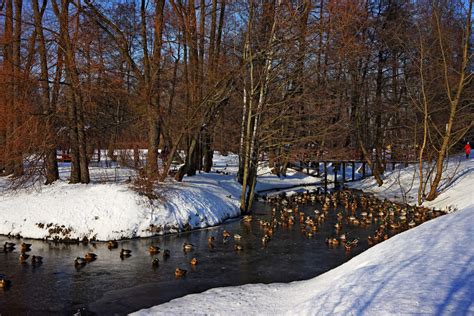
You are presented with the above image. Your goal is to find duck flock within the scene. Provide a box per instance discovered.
[0,189,445,290]
[261,189,445,250]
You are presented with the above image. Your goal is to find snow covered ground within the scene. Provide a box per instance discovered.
[348,156,473,212]
[133,157,474,315]
[0,153,322,241]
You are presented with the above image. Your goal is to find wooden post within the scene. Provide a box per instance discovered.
[342,162,346,183]
[324,162,328,192]
[362,162,366,178]
[352,161,355,181]
[334,163,338,189]
[392,162,395,171]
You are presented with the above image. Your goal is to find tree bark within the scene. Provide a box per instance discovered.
[33,0,59,184]
[53,0,90,183]
[426,0,472,201]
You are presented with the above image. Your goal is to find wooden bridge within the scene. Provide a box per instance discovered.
[289,160,418,191]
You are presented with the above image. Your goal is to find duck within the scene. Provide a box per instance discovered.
[367,236,375,246]
[148,245,160,254]
[242,215,253,222]
[19,253,30,264]
[339,233,347,242]
[261,234,270,245]
[389,222,400,230]
[21,243,32,252]
[266,228,274,237]
[326,237,339,246]
[3,242,15,251]
[74,257,87,266]
[175,267,187,278]
[120,249,132,257]
[85,253,97,262]
[107,240,118,249]
[183,243,193,252]
[299,213,305,222]
[207,236,215,244]
[190,257,198,265]
[31,255,43,265]
[344,238,359,251]
[233,234,242,241]
[152,257,159,267]
[0,277,11,289]
[234,244,244,251]
[222,230,231,239]
[163,249,171,258]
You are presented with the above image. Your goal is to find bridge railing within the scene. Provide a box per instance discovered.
[288,160,418,191]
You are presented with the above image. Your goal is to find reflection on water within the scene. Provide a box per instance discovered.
[0,193,378,315]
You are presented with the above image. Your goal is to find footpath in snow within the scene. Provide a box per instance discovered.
[133,157,474,315]
[0,153,322,241]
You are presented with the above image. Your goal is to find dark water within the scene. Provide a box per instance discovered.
[0,196,378,315]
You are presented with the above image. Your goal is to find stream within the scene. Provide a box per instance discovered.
[0,190,399,315]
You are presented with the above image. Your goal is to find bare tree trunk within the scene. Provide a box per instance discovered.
[3,0,14,176]
[53,0,89,184]
[426,1,472,201]
[416,38,429,205]
[32,0,59,184]
[239,0,254,204]
[240,1,278,213]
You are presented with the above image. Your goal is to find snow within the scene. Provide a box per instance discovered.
[0,153,321,241]
[3,151,473,315]
[133,157,474,315]
[0,154,242,241]
[348,156,473,212]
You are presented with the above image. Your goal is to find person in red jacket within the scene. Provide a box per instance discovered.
[464,142,471,159]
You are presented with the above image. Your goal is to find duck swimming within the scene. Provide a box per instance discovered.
[183,243,193,252]
[148,245,160,254]
[0,277,11,289]
[207,236,215,246]
[74,257,87,266]
[3,242,15,252]
[234,244,244,251]
[261,234,270,245]
[120,249,132,257]
[85,253,97,262]
[31,255,43,265]
[107,240,118,249]
[21,243,32,252]
[222,230,231,239]
[190,257,198,265]
[175,267,187,278]
[19,253,30,264]
[242,215,253,222]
